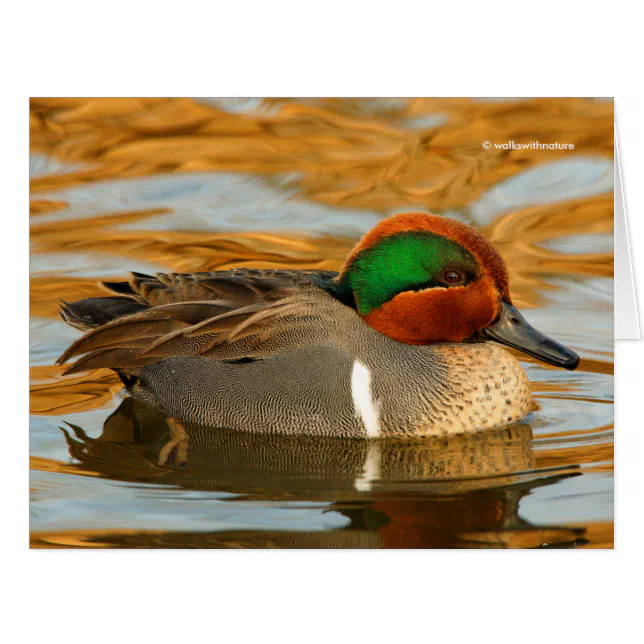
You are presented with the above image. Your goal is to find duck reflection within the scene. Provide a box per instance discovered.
[58,398,586,548]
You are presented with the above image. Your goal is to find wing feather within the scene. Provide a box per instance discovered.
[59,269,344,374]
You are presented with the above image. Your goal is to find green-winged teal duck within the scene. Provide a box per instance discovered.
[58,212,579,438]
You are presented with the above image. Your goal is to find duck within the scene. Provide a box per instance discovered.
[57,212,579,438]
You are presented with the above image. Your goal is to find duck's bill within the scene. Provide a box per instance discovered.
[482,302,580,370]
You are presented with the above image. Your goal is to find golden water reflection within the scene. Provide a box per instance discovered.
[31,398,599,548]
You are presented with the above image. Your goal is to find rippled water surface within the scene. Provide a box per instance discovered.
[29,98,614,548]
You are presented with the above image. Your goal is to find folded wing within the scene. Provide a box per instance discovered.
[58,269,341,374]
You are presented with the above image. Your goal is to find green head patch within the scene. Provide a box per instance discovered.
[337,231,482,315]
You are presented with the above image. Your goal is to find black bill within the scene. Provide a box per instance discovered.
[482,302,580,370]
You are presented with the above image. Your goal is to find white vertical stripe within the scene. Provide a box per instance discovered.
[354,441,382,492]
[351,359,381,438]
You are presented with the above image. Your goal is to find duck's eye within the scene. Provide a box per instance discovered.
[442,270,464,284]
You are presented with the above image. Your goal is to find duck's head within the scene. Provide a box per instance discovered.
[335,212,579,370]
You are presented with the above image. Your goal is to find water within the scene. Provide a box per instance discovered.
[29,98,614,548]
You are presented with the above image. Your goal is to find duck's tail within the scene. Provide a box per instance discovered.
[59,296,148,331]
[58,296,150,387]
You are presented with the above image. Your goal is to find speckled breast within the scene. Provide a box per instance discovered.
[418,342,533,436]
